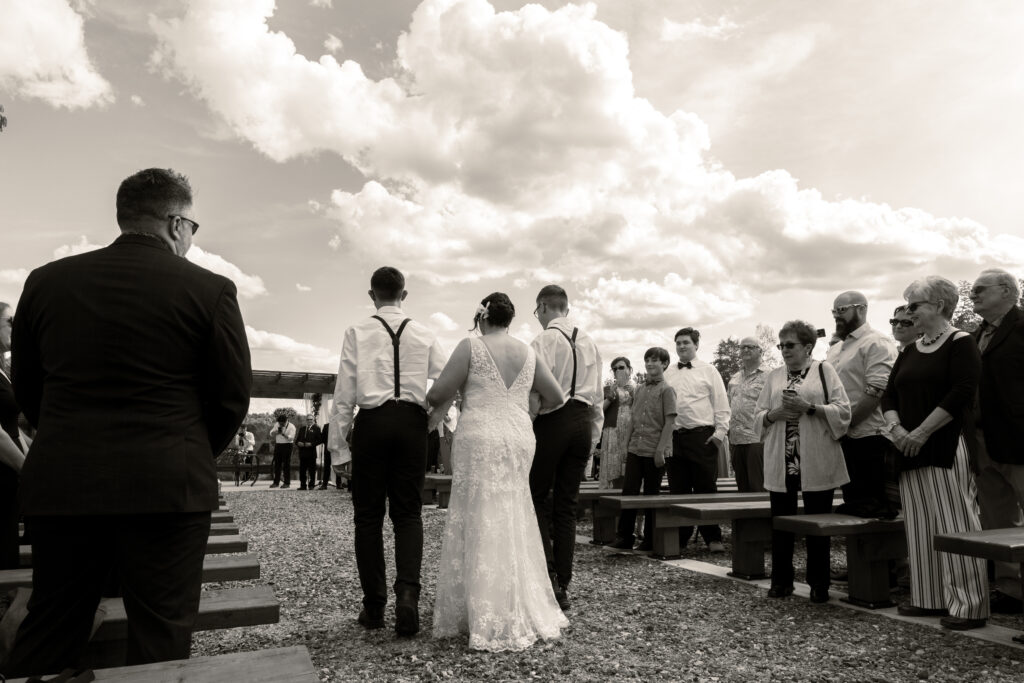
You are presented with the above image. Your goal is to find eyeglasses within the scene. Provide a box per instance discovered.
[776,342,805,350]
[612,365,628,371]
[889,319,914,328]
[970,283,1007,297]
[830,304,865,316]
[905,300,935,313]
[168,214,199,235]
[740,344,760,351]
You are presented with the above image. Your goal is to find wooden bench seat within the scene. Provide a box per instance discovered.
[209,523,240,537]
[423,473,453,508]
[7,645,318,683]
[0,553,261,592]
[19,534,249,568]
[597,492,769,556]
[774,513,906,609]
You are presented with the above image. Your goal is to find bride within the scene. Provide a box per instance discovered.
[427,293,569,651]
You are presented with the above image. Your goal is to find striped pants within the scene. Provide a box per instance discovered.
[899,438,989,619]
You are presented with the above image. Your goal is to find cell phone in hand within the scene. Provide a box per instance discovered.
[782,389,797,397]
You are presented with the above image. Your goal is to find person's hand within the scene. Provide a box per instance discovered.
[654,448,668,468]
[889,425,909,450]
[769,406,800,423]
[427,408,446,433]
[705,435,722,450]
[901,428,929,458]
[781,392,812,414]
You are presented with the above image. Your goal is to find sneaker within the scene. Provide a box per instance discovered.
[606,537,635,550]
[897,603,948,617]
[940,616,986,631]
[708,541,725,554]
[358,606,385,630]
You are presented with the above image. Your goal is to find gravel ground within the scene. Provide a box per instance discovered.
[193,488,1024,682]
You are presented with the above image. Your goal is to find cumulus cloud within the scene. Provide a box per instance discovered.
[324,33,343,54]
[296,283,312,292]
[429,311,458,332]
[309,0,332,7]
[130,94,145,106]
[0,269,29,286]
[150,0,1024,336]
[186,246,268,299]
[0,0,114,109]
[53,236,103,259]
[660,16,737,41]
[245,325,338,372]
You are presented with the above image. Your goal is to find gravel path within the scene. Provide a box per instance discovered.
[193,488,1024,682]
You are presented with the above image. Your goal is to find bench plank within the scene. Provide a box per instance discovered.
[8,646,317,683]
[933,528,1024,564]
[19,535,249,567]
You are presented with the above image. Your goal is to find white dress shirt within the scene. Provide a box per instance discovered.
[664,358,731,442]
[272,421,296,444]
[329,306,446,452]
[234,430,255,452]
[531,317,603,444]
[825,324,896,439]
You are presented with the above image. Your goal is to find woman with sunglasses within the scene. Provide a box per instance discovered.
[881,276,988,630]
[598,357,636,490]
[755,320,850,603]
[889,305,919,351]
[0,303,27,569]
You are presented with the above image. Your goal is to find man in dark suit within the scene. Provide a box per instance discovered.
[3,168,251,676]
[969,268,1024,613]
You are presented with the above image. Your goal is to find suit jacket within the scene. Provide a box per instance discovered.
[975,305,1024,465]
[12,234,252,515]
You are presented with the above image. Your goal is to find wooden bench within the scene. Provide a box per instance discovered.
[934,527,1024,644]
[423,473,453,508]
[209,522,240,537]
[774,513,906,609]
[19,534,249,568]
[7,645,318,683]
[597,492,770,558]
[0,553,261,592]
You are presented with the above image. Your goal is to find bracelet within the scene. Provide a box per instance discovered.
[886,420,901,431]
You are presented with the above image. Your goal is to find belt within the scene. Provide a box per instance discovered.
[675,424,714,433]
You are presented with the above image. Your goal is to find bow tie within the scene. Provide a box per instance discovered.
[677,361,692,369]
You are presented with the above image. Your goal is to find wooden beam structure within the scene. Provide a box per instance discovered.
[250,370,336,399]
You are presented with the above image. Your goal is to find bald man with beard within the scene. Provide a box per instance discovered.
[826,291,898,518]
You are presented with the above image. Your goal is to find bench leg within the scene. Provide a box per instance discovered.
[591,504,617,545]
[438,491,450,509]
[421,489,434,505]
[652,509,686,560]
[728,518,770,580]
[842,532,905,609]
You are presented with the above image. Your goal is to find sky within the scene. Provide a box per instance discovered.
[2,0,1023,413]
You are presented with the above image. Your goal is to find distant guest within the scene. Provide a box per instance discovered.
[890,305,918,351]
[270,414,296,489]
[598,357,635,489]
[727,337,767,492]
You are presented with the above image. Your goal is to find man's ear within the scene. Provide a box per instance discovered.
[367,289,376,304]
[400,290,408,302]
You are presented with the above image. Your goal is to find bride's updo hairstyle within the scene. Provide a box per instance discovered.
[470,292,515,332]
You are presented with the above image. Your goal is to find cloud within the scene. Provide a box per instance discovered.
[245,325,338,372]
[53,236,103,259]
[429,311,458,332]
[309,0,332,7]
[660,16,737,41]
[0,0,114,109]
[186,246,268,299]
[295,283,312,292]
[151,0,1024,337]
[130,94,145,106]
[324,33,343,55]
[0,269,29,286]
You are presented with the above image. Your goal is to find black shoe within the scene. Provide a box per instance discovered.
[767,585,794,598]
[554,584,570,611]
[635,540,654,552]
[940,616,986,631]
[990,591,1023,614]
[810,587,830,604]
[897,603,948,617]
[358,606,385,630]
[395,590,419,637]
[298,486,307,490]
[281,484,290,489]
[269,483,279,488]
[607,537,635,550]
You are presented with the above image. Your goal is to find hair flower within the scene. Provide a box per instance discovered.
[475,302,490,321]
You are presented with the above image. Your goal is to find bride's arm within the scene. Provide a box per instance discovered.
[427,338,471,409]
[532,358,567,411]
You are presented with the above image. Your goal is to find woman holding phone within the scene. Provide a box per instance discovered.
[755,320,851,603]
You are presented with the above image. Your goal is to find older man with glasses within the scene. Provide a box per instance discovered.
[967,268,1024,614]
[825,292,898,520]
[727,338,768,492]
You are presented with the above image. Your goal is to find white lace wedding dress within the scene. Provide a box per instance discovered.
[432,337,568,651]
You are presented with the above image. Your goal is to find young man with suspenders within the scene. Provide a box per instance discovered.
[329,267,446,636]
[529,285,603,610]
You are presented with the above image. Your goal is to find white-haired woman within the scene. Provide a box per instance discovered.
[881,276,989,630]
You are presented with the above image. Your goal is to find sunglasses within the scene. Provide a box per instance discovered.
[905,300,935,313]
[740,344,760,351]
[830,304,865,316]
[612,365,628,371]
[168,214,199,235]
[776,342,806,350]
[889,319,914,328]
[970,283,1006,297]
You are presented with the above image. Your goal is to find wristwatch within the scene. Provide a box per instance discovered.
[806,405,817,416]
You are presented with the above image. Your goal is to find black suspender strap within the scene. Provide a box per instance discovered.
[373,316,412,399]
[554,327,579,398]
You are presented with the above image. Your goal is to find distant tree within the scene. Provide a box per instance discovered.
[712,337,742,386]
[756,323,783,369]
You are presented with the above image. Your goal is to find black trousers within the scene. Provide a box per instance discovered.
[616,453,664,542]
[530,400,591,587]
[729,442,766,493]
[351,402,426,608]
[770,483,834,590]
[272,443,292,486]
[297,450,317,489]
[667,426,722,544]
[2,512,211,678]
[321,450,331,487]
[840,435,889,508]
[0,467,18,570]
